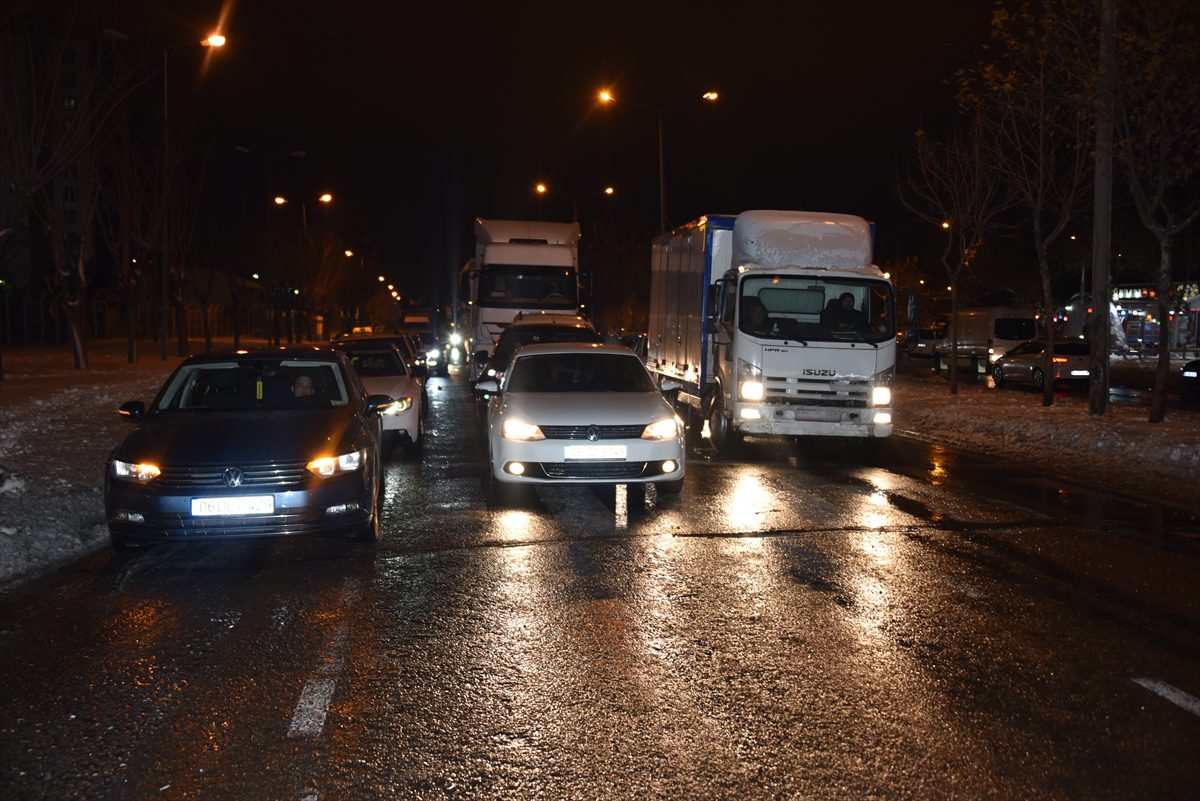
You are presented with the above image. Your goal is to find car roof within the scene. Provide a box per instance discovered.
[505,313,595,330]
[181,346,348,364]
[510,342,637,358]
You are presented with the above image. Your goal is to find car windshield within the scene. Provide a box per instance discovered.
[506,353,656,393]
[153,360,349,411]
[736,275,895,343]
[342,348,408,377]
[493,327,601,364]
[478,267,577,309]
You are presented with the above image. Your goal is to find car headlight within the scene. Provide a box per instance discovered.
[486,368,496,377]
[641,417,680,440]
[449,333,462,345]
[426,349,439,359]
[502,419,544,440]
[307,449,366,478]
[384,396,413,414]
[112,460,161,483]
[737,358,763,401]
[872,386,891,406]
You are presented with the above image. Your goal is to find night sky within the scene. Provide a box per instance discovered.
[111,0,996,298]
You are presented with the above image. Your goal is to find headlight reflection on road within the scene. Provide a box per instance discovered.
[497,509,534,543]
[927,444,950,486]
[726,472,777,531]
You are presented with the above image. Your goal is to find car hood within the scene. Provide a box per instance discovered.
[358,375,420,401]
[501,391,674,426]
[116,408,361,465]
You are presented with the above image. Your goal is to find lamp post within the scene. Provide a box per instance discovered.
[272,192,333,342]
[597,89,718,234]
[104,28,225,358]
[533,184,616,223]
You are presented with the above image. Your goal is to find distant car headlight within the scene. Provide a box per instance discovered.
[641,418,680,440]
[384,396,413,414]
[449,333,462,345]
[502,419,544,440]
[486,368,496,377]
[112,460,161,483]
[872,386,892,406]
[426,349,439,359]
[307,449,366,478]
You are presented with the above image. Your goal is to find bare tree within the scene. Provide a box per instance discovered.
[900,115,1015,394]
[959,0,1092,407]
[1114,0,1200,422]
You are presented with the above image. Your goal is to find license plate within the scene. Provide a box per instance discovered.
[1070,370,1089,377]
[563,444,627,461]
[191,495,275,516]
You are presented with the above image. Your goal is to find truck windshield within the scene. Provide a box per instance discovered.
[738,276,895,343]
[478,267,577,309]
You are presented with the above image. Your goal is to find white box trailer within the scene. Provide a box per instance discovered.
[460,219,582,382]
[646,210,897,452]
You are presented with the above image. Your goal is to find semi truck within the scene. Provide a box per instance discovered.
[460,218,583,383]
[645,210,895,453]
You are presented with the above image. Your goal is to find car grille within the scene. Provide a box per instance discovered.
[539,425,646,440]
[763,377,871,408]
[540,461,649,479]
[155,460,309,489]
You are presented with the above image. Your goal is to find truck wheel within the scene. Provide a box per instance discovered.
[708,394,743,457]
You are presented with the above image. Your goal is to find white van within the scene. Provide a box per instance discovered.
[934,307,1039,373]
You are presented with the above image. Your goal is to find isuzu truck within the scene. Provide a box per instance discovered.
[646,210,895,453]
[460,218,583,383]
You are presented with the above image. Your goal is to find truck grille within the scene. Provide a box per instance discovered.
[763,377,871,408]
[155,460,309,489]
[539,424,646,440]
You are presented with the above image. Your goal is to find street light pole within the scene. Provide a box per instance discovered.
[160,45,169,359]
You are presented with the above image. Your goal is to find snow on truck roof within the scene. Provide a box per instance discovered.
[733,210,873,271]
[474,219,581,246]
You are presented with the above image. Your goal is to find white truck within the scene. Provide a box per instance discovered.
[646,210,896,453]
[460,218,583,383]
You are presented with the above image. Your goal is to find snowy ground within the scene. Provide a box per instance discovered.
[1,342,1197,590]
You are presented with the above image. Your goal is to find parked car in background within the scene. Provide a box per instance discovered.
[104,348,391,550]
[475,343,685,504]
[1182,359,1200,404]
[474,312,600,393]
[331,340,424,456]
[991,339,1091,389]
[903,327,939,358]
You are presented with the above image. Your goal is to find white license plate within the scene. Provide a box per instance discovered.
[563,444,627,461]
[191,495,275,516]
[1070,370,1089,377]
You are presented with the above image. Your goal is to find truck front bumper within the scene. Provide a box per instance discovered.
[732,403,893,438]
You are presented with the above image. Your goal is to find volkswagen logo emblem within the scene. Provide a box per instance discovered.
[222,467,244,488]
[585,425,601,442]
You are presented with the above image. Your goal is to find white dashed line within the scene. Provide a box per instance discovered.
[1133,678,1200,719]
[286,579,361,739]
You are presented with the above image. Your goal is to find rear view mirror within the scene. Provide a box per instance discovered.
[118,400,144,421]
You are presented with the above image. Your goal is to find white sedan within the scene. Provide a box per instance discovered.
[333,342,424,456]
[475,343,685,502]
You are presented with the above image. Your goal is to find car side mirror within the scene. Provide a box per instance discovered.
[474,350,490,365]
[366,394,395,415]
[118,400,144,421]
[474,378,499,394]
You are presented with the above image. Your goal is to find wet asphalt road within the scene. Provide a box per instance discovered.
[1,368,1198,800]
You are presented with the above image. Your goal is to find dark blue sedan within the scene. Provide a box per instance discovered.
[104,348,393,550]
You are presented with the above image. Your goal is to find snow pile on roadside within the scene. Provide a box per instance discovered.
[894,373,1200,501]
[0,372,171,589]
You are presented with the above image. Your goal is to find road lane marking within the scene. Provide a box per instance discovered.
[287,678,337,738]
[286,578,362,739]
[1133,678,1200,719]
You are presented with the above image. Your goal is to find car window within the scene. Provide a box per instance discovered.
[506,353,656,393]
[344,348,408,377]
[155,360,349,411]
[493,327,600,363]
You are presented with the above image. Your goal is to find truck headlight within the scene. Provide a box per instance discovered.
[737,358,763,401]
[872,386,891,406]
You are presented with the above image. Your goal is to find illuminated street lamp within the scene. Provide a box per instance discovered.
[203,34,226,47]
[597,88,719,233]
[377,275,386,282]
[941,221,951,229]
[319,193,333,203]
[535,184,617,222]
[274,195,287,206]
[344,249,355,258]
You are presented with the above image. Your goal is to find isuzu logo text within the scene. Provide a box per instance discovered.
[801,368,837,377]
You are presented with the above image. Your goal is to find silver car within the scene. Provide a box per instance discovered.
[475,343,685,504]
[992,339,1091,389]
